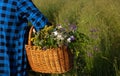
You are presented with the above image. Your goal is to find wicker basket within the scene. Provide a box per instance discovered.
[25,26,73,73]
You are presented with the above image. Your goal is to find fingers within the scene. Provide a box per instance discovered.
[33,28,36,33]
[46,22,52,27]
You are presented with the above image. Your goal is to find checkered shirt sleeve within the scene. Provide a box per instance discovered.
[17,0,48,31]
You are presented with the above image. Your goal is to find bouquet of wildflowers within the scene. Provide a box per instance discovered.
[31,23,87,52]
[27,23,89,74]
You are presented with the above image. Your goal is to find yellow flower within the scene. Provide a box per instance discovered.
[31,38,35,42]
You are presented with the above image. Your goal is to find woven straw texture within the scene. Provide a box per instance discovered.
[25,26,73,73]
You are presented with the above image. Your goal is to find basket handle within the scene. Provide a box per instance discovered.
[28,26,34,46]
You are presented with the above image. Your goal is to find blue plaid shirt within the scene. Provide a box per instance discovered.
[0,0,48,76]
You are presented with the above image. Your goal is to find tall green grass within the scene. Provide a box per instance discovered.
[31,0,120,76]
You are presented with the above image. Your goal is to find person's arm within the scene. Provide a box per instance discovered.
[17,0,49,31]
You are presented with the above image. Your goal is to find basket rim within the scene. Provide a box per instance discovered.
[25,45,68,51]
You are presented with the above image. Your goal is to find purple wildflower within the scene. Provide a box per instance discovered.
[67,36,75,43]
[69,24,77,31]
[59,28,66,32]
[42,46,47,50]
[70,36,75,41]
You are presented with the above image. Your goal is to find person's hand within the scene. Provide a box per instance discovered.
[33,28,36,33]
[46,22,52,27]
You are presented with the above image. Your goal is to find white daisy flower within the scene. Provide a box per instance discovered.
[53,31,58,36]
[57,34,64,40]
[57,25,62,29]
[67,37,71,43]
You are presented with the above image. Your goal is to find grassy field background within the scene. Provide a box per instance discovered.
[29,0,120,76]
